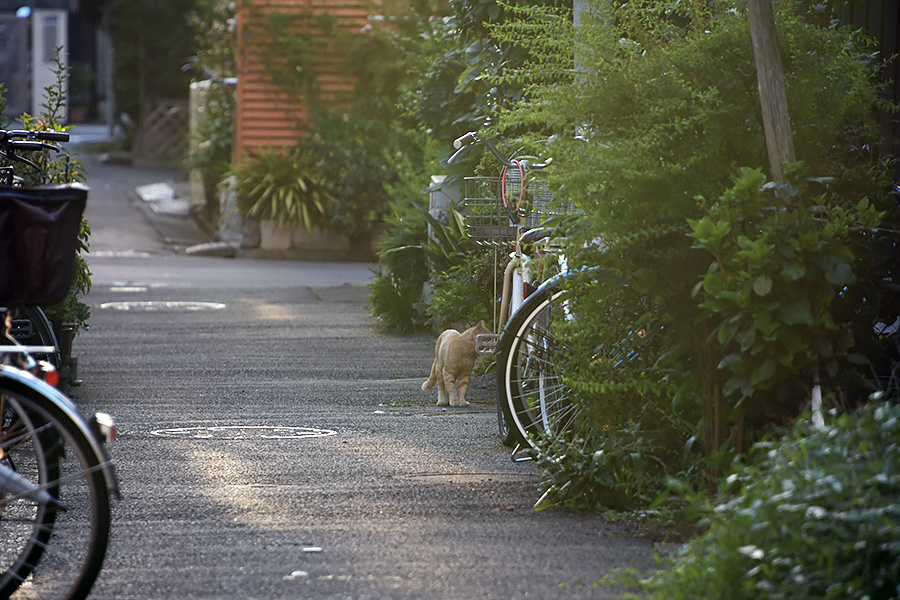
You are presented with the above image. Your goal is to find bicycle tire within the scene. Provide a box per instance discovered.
[0,374,111,600]
[496,397,517,447]
[0,389,60,595]
[497,282,578,449]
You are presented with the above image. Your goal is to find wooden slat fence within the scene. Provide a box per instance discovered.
[135,99,190,160]
[233,0,369,162]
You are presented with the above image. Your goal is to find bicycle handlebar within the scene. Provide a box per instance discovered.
[0,129,69,178]
[33,131,69,143]
[453,132,478,150]
[450,131,518,168]
[5,140,58,153]
[0,129,69,150]
[449,131,552,170]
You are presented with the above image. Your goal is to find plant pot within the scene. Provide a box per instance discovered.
[259,220,292,250]
[51,321,79,389]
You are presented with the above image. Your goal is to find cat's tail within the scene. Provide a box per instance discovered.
[422,360,438,390]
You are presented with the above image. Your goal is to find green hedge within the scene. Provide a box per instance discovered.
[620,402,900,599]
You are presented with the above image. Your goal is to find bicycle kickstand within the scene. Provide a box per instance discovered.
[510,443,533,462]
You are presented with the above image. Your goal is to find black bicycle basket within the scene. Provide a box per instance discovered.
[0,184,88,306]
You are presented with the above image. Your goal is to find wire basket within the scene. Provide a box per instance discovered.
[462,175,569,246]
[463,177,513,245]
[0,184,88,306]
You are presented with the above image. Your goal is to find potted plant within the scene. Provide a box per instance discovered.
[12,51,92,389]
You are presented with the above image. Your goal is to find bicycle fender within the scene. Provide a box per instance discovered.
[0,366,120,499]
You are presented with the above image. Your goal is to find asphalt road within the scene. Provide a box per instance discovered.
[64,152,656,599]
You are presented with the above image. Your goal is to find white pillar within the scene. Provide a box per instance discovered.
[31,9,68,121]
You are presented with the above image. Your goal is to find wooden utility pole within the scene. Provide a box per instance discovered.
[748,1,825,428]
[748,0,795,181]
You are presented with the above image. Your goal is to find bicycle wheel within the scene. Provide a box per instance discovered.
[0,375,111,600]
[497,282,576,449]
[499,270,665,451]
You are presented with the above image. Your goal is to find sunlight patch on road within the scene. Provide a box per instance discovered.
[242,298,296,321]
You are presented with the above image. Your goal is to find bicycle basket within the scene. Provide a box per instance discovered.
[463,177,515,246]
[0,184,88,306]
[462,176,572,247]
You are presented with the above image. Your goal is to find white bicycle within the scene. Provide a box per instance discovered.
[448,132,580,451]
[0,128,119,600]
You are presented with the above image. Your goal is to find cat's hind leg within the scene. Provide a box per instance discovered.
[441,369,459,406]
[436,374,450,406]
[453,373,471,407]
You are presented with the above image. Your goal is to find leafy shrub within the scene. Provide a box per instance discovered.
[300,107,416,246]
[690,166,885,430]
[490,0,897,490]
[532,424,681,513]
[187,82,234,221]
[368,267,424,334]
[369,199,488,332]
[619,401,900,599]
[231,148,331,232]
[427,247,500,329]
[368,194,430,333]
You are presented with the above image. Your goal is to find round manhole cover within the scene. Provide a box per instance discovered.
[151,425,337,440]
[100,301,226,312]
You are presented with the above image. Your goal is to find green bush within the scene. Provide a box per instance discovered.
[532,423,681,513]
[619,401,900,599]
[368,195,430,333]
[689,166,884,429]
[230,148,330,232]
[369,200,488,333]
[490,1,897,501]
[368,267,424,334]
[427,247,500,329]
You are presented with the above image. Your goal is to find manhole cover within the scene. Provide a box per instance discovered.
[100,301,226,312]
[151,425,337,440]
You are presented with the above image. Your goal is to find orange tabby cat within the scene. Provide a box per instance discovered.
[422,320,490,407]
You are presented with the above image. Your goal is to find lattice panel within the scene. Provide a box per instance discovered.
[135,100,189,160]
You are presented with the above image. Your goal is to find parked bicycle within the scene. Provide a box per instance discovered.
[0,128,118,600]
[448,132,582,452]
[1,129,82,391]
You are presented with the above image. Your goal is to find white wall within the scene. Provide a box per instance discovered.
[31,9,67,121]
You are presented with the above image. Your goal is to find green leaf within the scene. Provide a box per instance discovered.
[753,274,773,297]
[825,261,855,286]
[777,299,813,326]
[750,357,776,386]
[718,353,742,370]
[781,261,806,282]
[716,317,741,346]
